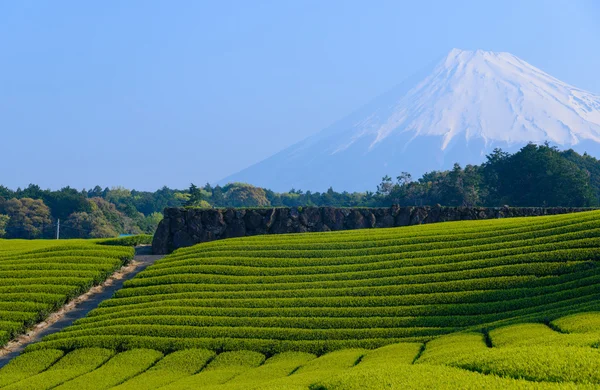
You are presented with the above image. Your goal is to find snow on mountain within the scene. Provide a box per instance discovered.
[221,49,600,192]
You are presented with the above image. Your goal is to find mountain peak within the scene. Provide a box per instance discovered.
[367,48,600,150]
[222,50,600,192]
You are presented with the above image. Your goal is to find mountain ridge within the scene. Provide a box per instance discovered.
[222,49,600,192]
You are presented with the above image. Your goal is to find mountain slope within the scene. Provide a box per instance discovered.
[222,49,600,192]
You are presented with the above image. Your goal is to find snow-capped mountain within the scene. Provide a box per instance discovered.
[222,49,600,192]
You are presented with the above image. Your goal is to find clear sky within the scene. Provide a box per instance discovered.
[1,0,599,191]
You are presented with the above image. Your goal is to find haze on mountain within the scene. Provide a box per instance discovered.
[222,49,600,193]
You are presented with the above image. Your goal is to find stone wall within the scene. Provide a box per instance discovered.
[152,206,594,254]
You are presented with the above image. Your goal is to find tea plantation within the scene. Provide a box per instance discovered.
[1,211,600,388]
[0,239,134,346]
[1,312,598,389]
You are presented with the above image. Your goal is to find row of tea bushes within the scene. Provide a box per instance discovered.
[0,239,134,345]
[2,312,598,389]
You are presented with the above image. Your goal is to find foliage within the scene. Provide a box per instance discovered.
[217,351,317,389]
[0,240,134,346]
[97,234,153,247]
[223,183,270,208]
[7,311,600,388]
[54,349,163,390]
[1,348,115,390]
[23,211,600,355]
[0,349,64,388]
[112,349,215,390]
[417,333,488,365]
[0,186,182,239]
[263,349,366,389]
[551,311,600,333]
[311,357,565,390]
[482,144,597,207]
[62,210,117,239]
[2,145,600,239]
[137,212,163,234]
[159,350,266,389]
[488,323,599,348]
[0,198,52,239]
[0,214,8,237]
[42,186,92,221]
[357,342,422,365]
[4,213,600,388]
[449,346,600,384]
[376,144,598,207]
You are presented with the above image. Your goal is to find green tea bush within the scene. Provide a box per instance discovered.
[0,349,64,387]
[10,312,600,389]
[489,323,600,348]
[159,350,265,389]
[113,349,215,390]
[0,240,133,346]
[259,349,365,389]
[1,348,114,390]
[217,351,316,389]
[449,346,600,384]
[551,311,600,333]
[55,349,163,390]
[311,358,564,390]
[97,235,153,247]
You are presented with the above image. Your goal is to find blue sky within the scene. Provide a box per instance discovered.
[1,0,599,191]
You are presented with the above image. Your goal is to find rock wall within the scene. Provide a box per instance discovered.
[152,206,594,254]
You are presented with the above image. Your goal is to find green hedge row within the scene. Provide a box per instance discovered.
[0,247,134,262]
[188,213,600,254]
[0,241,135,346]
[156,226,600,270]
[140,240,600,279]
[176,211,595,251]
[97,235,153,247]
[124,255,597,288]
[167,223,600,261]
[90,287,600,321]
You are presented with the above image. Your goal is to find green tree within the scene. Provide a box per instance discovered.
[486,144,596,207]
[224,183,270,207]
[0,198,52,238]
[62,211,118,238]
[87,185,104,198]
[211,185,225,206]
[376,175,394,197]
[0,186,13,199]
[186,184,212,207]
[43,187,91,220]
[139,212,164,234]
[89,197,142,235]
[19,184,45,199]
[0,214,8,237]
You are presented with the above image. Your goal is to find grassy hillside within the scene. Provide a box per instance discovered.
[1,312,598,389]
[0,239,134,346]
[26,210,600,354]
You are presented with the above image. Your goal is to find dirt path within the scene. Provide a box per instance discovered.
[0,246,164,368]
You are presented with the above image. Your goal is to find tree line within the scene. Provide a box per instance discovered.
[2,144,599,239]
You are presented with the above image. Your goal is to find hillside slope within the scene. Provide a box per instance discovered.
[27,211,600,354]
[0,240,134,347]
[3,312,599,389]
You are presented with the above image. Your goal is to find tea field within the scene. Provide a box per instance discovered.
[0,239,134,346]
[1,211,600,388]
[1,312,598,389]
[28,210,600,353]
